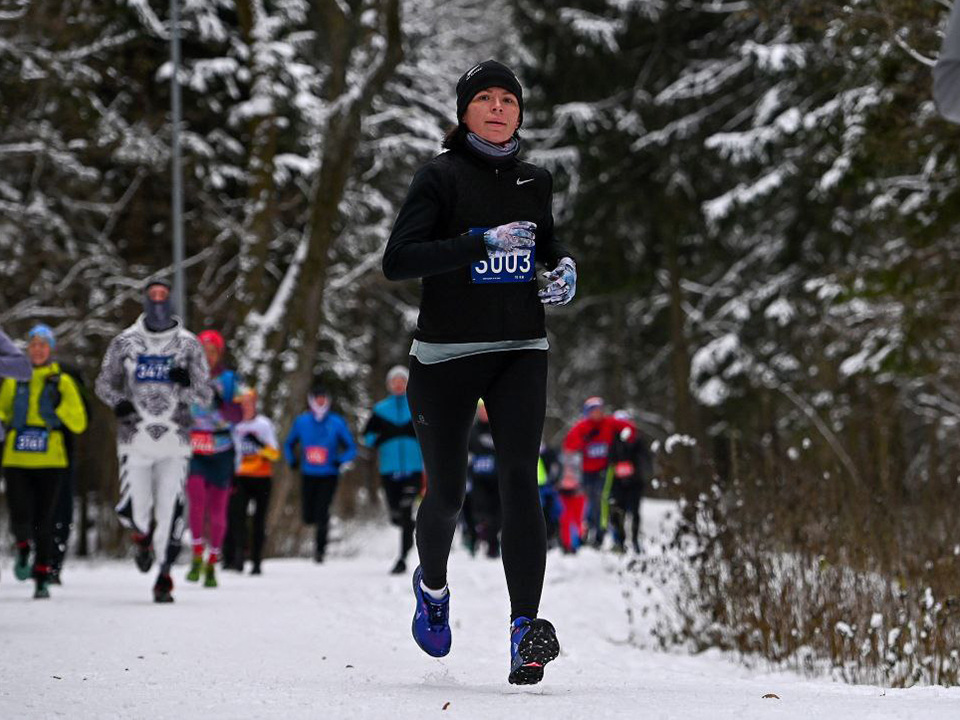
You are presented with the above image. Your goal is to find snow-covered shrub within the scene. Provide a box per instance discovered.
[649,455,960,687]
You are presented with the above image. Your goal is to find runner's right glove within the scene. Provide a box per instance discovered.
[474,221,536,257]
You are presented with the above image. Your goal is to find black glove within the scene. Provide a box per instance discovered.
[213,388,225,408]
[114,400,137,419]
[289,458,300,471]
[243,433,266,449]
[168,366,191,387]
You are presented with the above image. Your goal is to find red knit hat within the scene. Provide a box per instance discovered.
[198,330,225,353]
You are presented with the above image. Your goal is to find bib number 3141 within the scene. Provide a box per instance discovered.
[471,250,534,284]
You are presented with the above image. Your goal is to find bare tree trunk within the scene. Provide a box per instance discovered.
[265,0,403,545]
[661,219,702,486]
[609,294,626,408]
[664,225,696,438]
[234,0,280,316]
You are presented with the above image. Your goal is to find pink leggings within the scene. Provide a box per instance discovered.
[186,474,231,552]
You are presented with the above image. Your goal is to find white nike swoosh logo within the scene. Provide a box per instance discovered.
[516,178,534,186]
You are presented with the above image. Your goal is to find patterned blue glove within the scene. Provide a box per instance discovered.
[474,221,536,257]
[538,257,577,306]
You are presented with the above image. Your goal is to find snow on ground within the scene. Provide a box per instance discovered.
[2,499,959,719]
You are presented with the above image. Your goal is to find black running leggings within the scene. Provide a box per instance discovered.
[408,350,547,621]
[609,481,643,550]
[471,474,501,556]
[229,475,272,565]
[381,474,420,560]
[52,464,75,571]
[301,473,339,558]
[5,467,64,571]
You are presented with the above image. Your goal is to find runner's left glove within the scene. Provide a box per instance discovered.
[114,400,137,419]
[243,433,265,449]
[538,257,577,306]
[168,366,191,387]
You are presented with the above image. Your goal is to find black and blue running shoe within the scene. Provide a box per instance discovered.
[509,617,560,685]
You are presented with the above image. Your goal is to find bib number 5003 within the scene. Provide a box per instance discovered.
[474,254,531,275]
[471,250,534,284]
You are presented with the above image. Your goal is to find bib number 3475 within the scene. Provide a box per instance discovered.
[471,250,534,284]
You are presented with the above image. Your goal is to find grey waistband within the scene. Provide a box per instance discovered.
[410,338,549,365]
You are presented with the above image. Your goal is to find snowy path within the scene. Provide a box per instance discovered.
[2,500,959,719]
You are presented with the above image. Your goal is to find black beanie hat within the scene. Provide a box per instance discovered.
[309,377,329,397]
[145,277,172,292]
[456,60,524,128]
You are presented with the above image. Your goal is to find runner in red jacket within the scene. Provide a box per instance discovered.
[562,397,632,548]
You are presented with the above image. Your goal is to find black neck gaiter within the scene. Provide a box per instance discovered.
[144,297,176,332]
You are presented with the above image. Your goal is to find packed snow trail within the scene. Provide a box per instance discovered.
[1,500,958,719]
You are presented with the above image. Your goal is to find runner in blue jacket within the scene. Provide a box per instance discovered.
[362,366,423,574]
[283,379,357,562]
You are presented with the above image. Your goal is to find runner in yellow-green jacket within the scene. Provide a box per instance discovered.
[0,324,87,598]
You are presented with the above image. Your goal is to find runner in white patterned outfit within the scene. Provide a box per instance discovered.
[95,280,211,603]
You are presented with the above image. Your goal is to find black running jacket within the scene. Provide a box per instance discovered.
[383,145,573,343]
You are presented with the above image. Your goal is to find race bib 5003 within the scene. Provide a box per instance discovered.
[135,355,173,383]
[15,428,49,453]
[471,250,534,284]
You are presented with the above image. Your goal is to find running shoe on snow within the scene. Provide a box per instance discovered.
[14,543,31,581]
[133,533,154,573]
[153,573,174,603]
[186,555,203,583]
[508,617,560,685]
[411,565,451,657]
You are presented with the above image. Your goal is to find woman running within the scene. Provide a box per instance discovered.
[228,389,279,574]
[362,366,424,575]
[185,330,242,588]
[0,325,87,598]
[383,59,577,685]
[283,380,357,563]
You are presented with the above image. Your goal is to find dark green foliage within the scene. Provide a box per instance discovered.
[519,0,960,685]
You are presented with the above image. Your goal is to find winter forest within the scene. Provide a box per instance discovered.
[5,0,960,696]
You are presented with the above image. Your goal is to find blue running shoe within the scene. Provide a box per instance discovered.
[509,617,560,685]
[411,566,451,657]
